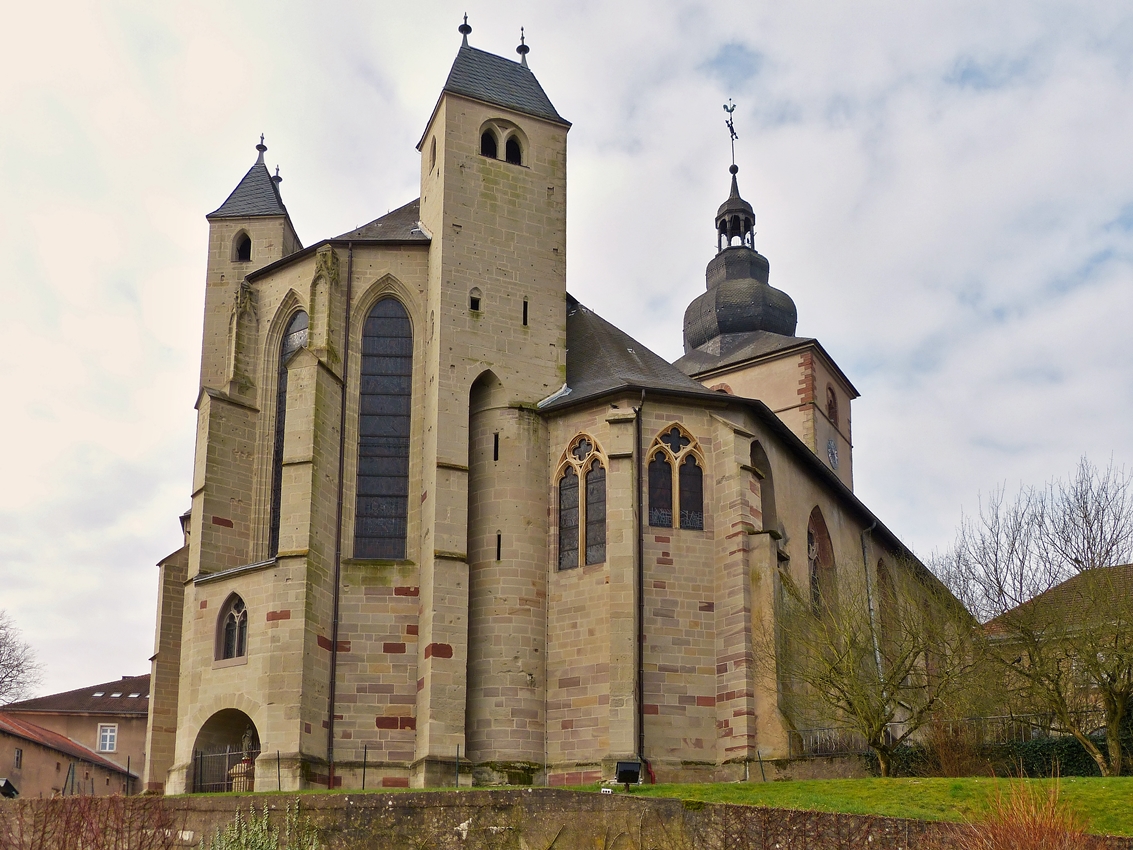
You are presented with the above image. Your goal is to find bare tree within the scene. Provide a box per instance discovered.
[939,458,1133,776]
[765,561,976,777]
[0,610,41,705]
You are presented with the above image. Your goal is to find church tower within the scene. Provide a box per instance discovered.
[675,166,858,489]
[412,19,570,785]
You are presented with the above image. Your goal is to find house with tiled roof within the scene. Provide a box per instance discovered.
[144,20,954,793]
[3,674,149,783]
[0,711,134,798]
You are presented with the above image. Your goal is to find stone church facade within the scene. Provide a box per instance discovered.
[143,27,928,792]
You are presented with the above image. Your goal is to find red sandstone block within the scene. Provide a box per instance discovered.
[716,663,728,674]
[417,678,424,691]
[656,557,674,565]
[304,723,311,734]
[382,777,409,788]
[384,642,407,654]
[398,717,416,730]
[211,516,234,528]
[406,624,418,635]
[644,704,659,715]
[653,581,666,589]
[266,609,291,622]
[425,642,453,659]
[317,635,332,651]
[394,586,419,596]
[199,600,208,609]
[698,602,714,612]
[375,717,398,729]
[696,696,716,707]
[654,536,670,543]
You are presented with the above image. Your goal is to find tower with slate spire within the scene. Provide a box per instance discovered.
[201,137,302,394]
[410,19,571,786]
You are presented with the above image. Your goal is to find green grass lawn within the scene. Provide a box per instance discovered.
[600,777,1133,836]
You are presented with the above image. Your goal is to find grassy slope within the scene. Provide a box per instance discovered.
[609,777,1133,836]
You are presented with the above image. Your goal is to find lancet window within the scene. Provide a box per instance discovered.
[557,435,607,569]
[269,310,308,556]
[217,594,248,660]
[354,298,413,560]
[648,424,704,530]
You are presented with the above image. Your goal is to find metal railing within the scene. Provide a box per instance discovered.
[191,746,259,793]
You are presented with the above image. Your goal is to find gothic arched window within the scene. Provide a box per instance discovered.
[648,425,704,531]
[807,507,836,614]
[480,131,498,159]
[557,435,607,569]
[750,441,777,533]
[558,467,579,570]
[269,310,308,556]
[585,460,606,565]
[505,136,522,165]
[234,232,252,263]
[648,452,673,528]
[217,594,248,660]
[354,298,413,560]
[679,455,703,530]
[826,386,839,428]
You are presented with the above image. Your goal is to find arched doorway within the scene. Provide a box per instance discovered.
[190,709,260,793]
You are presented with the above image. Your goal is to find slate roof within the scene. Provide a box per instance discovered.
[3,674,149,717]
[985,563,1133,634]
[336,199,431,242]
[540,295,716,410]
[208,156,290,220]
[675,330,815,377]
[0,713,133,775]
[442,45,568,125]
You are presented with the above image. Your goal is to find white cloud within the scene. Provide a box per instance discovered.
[1,0,1132,695]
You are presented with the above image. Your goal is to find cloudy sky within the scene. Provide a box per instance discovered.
[2,2,1132,696]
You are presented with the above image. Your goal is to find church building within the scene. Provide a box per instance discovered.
[143,22,928,792]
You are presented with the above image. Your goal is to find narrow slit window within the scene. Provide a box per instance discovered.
[354,298,412,559]
[558,468,579,569]
[505,137,522,165]
[493,432,499,461]
[480,131,498,159]
[522,298,529,326]
[496,532,502,561]
[679,455,704,530]
[585,460,606,564]
[648,452,673,527]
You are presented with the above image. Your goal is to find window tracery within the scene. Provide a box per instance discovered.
[647,424,705,530]
[557,434,607,569]
[217,594,248,660]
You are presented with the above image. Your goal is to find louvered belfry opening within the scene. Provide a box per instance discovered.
[269,311,308,556]
[354,298,412,559]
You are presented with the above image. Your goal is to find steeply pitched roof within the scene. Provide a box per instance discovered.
[540,295,716,410]
[208,158,290,220]
[336,199,431,242]
[442,45,568,126]
[985,563,1133,634]
[3,674,149,717]
[0,713,133,775]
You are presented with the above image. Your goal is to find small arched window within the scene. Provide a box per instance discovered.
[429,136,437,171]
[558,467,579,570]
[217,595,248,660]
[750,441,777,533]
[585,460,606,565]
[469,287,482,312]
[826,386,839,428]
[505,137,522,165]
[648,452,673,528]
[480,131,498,159]
[269,310,309,556]
[678,456,703,530]
[235,233,252,263]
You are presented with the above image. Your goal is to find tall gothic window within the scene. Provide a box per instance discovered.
[217,594,248,660]
[558,467,579,570]
[648,425,704,531]
[678,455,703,530]
[807,506,836,614]
[557,435,606,569]
[354,298,413,559]
[585,460,606,565]
[648,453,673,527]
[269,310,308,556]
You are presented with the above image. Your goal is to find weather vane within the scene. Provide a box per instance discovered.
[723,100,738,168]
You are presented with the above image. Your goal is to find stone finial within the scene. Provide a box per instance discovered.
[517,27,530,67]
[459,13,472,47]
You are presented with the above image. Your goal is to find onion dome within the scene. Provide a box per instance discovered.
[682,167,797,353]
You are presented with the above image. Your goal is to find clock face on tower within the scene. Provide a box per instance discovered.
[827,439,839,470]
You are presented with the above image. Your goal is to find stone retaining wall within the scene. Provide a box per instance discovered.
[3,789,1130,849]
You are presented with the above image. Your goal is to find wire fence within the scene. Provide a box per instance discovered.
[191,746,259,793]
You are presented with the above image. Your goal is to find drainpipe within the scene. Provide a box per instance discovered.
[860,520,882,680]
[326,242,354,788]
[634,391,655,783]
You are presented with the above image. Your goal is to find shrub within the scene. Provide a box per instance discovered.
[0,795,178,850]
[954,780,1091,850]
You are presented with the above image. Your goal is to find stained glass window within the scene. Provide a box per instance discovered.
[649,452,673,528]
[585,461,606,565]
[558,467,579,570]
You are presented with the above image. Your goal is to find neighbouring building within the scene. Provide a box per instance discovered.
[0,712,135,798]
[3,675,150,781]
[144,21,942,793]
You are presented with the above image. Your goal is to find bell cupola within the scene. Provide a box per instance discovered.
[682,166,798,353]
